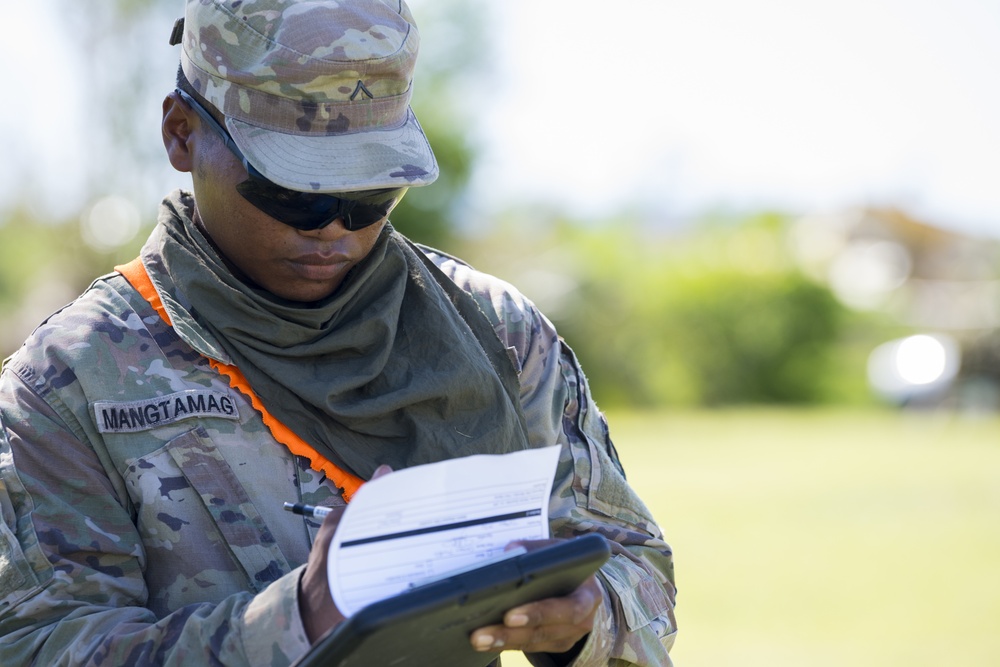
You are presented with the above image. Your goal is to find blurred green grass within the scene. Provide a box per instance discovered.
[502,408,1000,667]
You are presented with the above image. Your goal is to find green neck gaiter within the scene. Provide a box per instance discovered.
[149,191,529,480]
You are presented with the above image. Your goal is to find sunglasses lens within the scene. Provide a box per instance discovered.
[343,200,397,231]
[236,180,339,230]
[236,180,404,231]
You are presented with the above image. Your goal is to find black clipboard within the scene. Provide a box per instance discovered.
[293,534,611,667]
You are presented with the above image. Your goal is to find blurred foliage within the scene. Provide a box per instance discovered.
[386,1,492,250]
[0,206,146,357]
[650,271,842,405]
[384,0,493,250]
[55,1,179,206]
[456,211,900,409]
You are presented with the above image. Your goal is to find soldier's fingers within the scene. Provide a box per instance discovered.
[504,575,602,628]
[470,623,585,655]
[371,464,393,479]
[470,577,601,654]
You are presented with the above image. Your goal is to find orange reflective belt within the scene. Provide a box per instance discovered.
[115,258,364,501]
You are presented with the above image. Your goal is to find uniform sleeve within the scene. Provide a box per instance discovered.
[429,252,678,667]
[519,308,677,667]
[0,372,311,667]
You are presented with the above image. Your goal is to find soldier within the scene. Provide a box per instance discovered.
[0,1,676,665]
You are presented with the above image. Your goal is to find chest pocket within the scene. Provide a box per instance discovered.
[124,427,291,617]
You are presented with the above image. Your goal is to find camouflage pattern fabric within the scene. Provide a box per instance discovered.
[178,0,438,192]
[0,201,676,666]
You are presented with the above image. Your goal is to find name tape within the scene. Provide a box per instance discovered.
[93,389,239,434]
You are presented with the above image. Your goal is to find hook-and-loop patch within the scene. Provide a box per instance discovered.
[93,390,239,434]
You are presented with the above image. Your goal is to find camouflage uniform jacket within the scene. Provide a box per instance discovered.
[0,230,677,666]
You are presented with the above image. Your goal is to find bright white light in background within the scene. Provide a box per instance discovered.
[867,333,960,402]
[895,335,949,385]
[80,196,141,252]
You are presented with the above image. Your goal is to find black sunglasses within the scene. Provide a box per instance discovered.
[176,89,405,231]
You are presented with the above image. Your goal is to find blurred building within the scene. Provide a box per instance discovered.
[790,207,1000,411]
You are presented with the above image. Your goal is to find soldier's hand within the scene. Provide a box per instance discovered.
[469,539,603,657]
[298,464,393,643]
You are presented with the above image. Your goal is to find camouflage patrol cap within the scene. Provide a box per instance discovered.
[171,0,438,192]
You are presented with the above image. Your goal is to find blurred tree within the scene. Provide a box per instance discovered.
[0,208,121,358]
[55,1,179,213]
[387,0,493,250]
[655,270,843,405]
[460,211,876,409]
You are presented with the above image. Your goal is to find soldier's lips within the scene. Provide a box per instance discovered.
[286,253,351,280]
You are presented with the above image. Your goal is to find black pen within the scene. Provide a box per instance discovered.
[283,502,334,519]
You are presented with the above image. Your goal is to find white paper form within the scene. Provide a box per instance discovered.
[327,445,561,616]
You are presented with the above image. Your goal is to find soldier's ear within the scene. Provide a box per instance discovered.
[162,91,194,173]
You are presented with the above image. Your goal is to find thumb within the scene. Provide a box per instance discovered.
[371,464,393,480]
